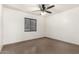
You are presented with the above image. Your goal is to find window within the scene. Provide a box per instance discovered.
[24,18,37,32]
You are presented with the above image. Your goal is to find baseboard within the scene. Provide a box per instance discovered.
[3,37,45,46]
[3,37,79,47]
[45,37,79,46]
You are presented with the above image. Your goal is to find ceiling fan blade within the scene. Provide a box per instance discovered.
[38,4,42,10]
[47,5,55,9]
[32,10,40,12]
[45,11,52,13]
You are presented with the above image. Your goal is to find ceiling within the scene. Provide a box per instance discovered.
[3,4,79,15]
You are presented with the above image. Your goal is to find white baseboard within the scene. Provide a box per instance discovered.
[3,37,44,46]
[46,36,79,46]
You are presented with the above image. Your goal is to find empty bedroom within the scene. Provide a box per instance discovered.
[0,4,79,54]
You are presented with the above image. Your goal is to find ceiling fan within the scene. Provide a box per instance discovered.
[32,4,55,15]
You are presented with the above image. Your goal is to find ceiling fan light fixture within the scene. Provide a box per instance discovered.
[32,4,55,15]
[40,11,46,15]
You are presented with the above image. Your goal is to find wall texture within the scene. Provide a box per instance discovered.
[3,6,79,45]
[3,7,45,45]
[0,5,3,50]
[46,7,79,45]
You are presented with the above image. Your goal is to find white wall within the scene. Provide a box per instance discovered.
[3,7,45,45]
[3,6,79,45]
[46,7,79,45]
[0,5,3,50]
